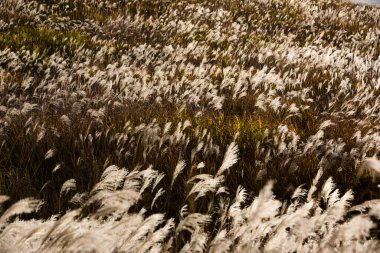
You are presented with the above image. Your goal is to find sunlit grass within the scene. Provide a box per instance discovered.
[1,0,380,251]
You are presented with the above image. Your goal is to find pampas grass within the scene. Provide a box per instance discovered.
[1,0,380,251]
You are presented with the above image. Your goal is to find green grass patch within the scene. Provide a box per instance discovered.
[0,26,99,56]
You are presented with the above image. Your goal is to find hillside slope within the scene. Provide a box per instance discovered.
[0,0,380,252]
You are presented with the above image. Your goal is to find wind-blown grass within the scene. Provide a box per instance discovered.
[0,0,380,251]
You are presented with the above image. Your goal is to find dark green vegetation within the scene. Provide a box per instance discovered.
[0,26,98,56]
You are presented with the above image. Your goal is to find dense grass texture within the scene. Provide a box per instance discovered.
[1,0,380,252]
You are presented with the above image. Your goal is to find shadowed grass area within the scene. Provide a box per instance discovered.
[1,95,375,218]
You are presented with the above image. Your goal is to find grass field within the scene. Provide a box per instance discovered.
[0,0,380,252]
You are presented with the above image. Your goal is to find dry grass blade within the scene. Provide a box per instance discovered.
[0,198,43,224]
